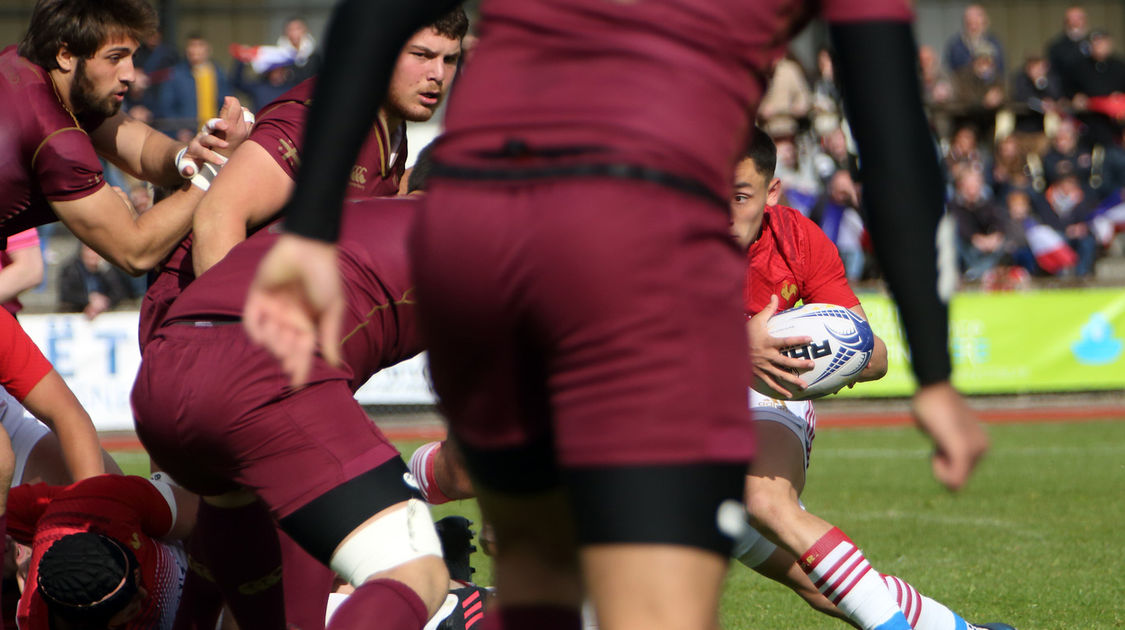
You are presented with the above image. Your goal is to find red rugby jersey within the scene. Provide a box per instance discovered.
[0,308,52,401]
[744,205,859,316]
[8,475,184,630]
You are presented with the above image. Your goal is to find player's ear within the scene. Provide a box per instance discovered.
[766,177,782,206]
[55,44,76,73]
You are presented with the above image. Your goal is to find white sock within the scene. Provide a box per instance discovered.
[799,528,912,630]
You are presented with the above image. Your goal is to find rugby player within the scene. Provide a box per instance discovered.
[5,473,198,630]
[732,129,1013,630]
[1,0,249,274]
[244,1,988,628]
[131,191,450,630]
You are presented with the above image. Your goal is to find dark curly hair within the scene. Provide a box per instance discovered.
[18,0,158,70]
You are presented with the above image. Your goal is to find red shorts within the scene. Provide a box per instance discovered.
[410,177,755,480]
[131,324,399,517]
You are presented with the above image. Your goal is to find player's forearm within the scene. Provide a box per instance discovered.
[283,0,459,242]
[0,253,44,303]
[122,186,204,274]
[831,21,952,387]
[22,371,106,481]
[138,129,187,188]
[857,336,888,382]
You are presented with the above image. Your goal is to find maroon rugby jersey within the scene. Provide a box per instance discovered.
[0,46,107,239]
[250,78,407,200]
[744,204,859,315]
[8,476,184,630]
[161,198,422,392]
[138,79,407,351]
[435,0,911,199]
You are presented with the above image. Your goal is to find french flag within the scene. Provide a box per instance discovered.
[1025,219,1077,274]
[1090,189,1125,247]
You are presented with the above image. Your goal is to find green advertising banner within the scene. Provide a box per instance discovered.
[839,288,1125,397]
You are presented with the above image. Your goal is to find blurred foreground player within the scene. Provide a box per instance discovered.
[245,1,988,629]
[731,130,1011,630]
[131,193,450,630]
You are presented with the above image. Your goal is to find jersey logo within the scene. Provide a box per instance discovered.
[349,165,368,188]
[129,532,142,550]
[780,283,798,303]
[277,139,300,168]
[239,566,283,595]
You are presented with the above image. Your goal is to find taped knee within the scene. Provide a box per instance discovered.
[330,499,443,586]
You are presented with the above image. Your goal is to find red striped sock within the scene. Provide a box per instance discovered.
[409,441,452,504]
[883,573,970,630]
[799,528,910,630]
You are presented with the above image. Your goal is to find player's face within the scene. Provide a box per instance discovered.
[729,158,778,250]
[385,27,462,123]
[71,37,138,118]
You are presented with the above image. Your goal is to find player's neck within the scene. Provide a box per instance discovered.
[47,69,77,113]
[378,108,403,137]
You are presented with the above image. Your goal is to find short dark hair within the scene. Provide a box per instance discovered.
[428,6,470,41]
[742,126,777,181]
[19,0,158,70]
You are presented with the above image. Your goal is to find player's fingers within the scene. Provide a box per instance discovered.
[762,294,780,318]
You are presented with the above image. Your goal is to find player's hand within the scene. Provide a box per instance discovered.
[748,295,815,399]
[911,381,989,491]
[180,97,255,176]
[243,233,344,387]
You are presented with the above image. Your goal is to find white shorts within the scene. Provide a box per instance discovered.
[747,388,816,470]
[0,390,49,486]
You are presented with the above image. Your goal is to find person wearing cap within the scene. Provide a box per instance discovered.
[6,474,198,630]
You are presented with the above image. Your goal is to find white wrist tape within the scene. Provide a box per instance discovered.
[175,146,225,192]
[330,498,443,586]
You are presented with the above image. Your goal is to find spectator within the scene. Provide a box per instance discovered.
[774,136,821,216]
[0,228,45,318]
[57,244,138,319]
[810,48,843,135]
[949,169,1009,281]
[944,4,1006,76]
[1047,5,1092,98]
[813,125,858,183]
[159,34,231,142]
[278,17,321,80]
[1002,189,1041,275]
[758,53,811,139]
[1041,117,1094,186]
[230,58,299,112]
[1071,31,1125,146]
[919,44,955,137]
[810,169,866,281]
[1037,173,1100,275]
[1010,55,1064,137]
[130,30,179,113]
[945,124,988,182]
[991,134,1031,198]
[950,45,1005,136]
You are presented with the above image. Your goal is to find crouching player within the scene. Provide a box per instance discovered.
[731,128,1014,630]
[130,194,449,630]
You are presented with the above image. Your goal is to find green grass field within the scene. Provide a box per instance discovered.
[112,418,1125,629]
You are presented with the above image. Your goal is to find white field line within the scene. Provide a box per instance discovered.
[814,444,1125,459]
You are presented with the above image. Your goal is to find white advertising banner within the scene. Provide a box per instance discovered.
[19,312,436,432]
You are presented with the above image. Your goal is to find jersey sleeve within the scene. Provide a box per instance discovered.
[0,309,53,401]
[31,125,106,202]
[248,99,309,182]
[819,0,913,23]
[70,475,176,539]
[4,228,40,252]
[5,482,63,544]
[798,214,860,308]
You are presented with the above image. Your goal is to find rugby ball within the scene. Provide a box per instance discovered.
[763,303,874,400]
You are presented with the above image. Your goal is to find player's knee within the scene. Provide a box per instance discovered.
[743,483,799,537]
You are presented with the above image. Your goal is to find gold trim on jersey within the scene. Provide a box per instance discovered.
[31,126,86,169]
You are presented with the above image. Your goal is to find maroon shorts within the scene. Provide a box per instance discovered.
[131,324,399,517]
[410,177,755,480]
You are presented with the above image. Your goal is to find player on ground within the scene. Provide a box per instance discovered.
[2,0,249,274]
[4,473,198,630]
[731,129,1013,630]
[131,192,451,630]
[243,1,989,629]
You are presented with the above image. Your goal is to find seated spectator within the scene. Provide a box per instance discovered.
[945,124,988,183]
[991,134,1032,198]
[1037,173,1100,276]
[57,245,138,319]
[1041,117,1094,186]
[1047,5,1091,98]
[944,4,1006,76]
[759,53,811,139]
[949,169,1009,281]
[1003,190,1040,275]
[1071,31,1125,146]
[774,136,821,215]
[813,125,858,183]
[951,45,1005,136]
[159,34,231,142]
[1010,55,1064,137]
[230,58,299,112]
[810,48,843,135]
[810,170,866,281]
[920,44,955,136]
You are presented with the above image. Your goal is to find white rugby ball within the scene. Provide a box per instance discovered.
[763,303,874,400]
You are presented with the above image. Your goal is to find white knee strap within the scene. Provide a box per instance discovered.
[329,498,444,586]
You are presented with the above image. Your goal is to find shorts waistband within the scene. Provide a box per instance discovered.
[166,318,242,328]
